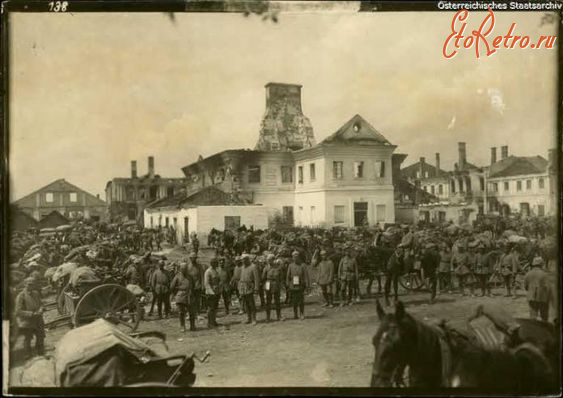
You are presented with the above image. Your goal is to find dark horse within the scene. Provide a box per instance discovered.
[371,300,557,394]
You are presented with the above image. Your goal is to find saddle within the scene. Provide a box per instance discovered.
[467,303,520,351]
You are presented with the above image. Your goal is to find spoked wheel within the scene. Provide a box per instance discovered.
[399,272,425,291]
[72,283,141,331]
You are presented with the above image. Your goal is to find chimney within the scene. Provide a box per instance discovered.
[490,147,497,165]
[501,145,508,160]
[148,156,155,177]
[131,160,137,178]
[255,83,315,151]
[419,157,426,179]
[458,142,466,171]
[435,153,440,176]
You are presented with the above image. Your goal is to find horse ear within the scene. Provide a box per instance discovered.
[395,300,406,320]
[376,299,386,320]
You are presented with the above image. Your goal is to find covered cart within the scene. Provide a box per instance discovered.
[18,319,207,387]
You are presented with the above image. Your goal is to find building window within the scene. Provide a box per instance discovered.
[333,161,343,179]
[45,192,54,203]
[281,166,293,183]
[438,184,443,195]
[479,177,485,191]
[69,192,77,202]
[282,206,294,224]
[423,186,428,192]
[504,181,509,191]
[526,180,532,190]
[310,163,316,181]
[354,161,364,178]
[150,216,153,228]
[375,161,385,178]
[126,187,135,201]
[517,181,522,191]
[167,187,174,197]
[451,180,456,193]
[492,182,498,192]
[334,205,345,224]
[538,205,545,216]
[298,166,304,184]
[248,165,261,184]
[431,185,435,195]
[165,217,169,227]
[173,217,177,226]
[539,177,545,189]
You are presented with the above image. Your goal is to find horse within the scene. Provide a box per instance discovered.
[371,300,447,388]
[357,245,394,297]
[372,300,557,393]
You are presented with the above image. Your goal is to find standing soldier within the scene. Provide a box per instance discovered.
[217,257,232,314]
[421,243,440,304]
[524,256,551,322]
[191,233,200,256]
[384,246,404,307]
[238,254,260,325]
[498,245,519,297]
[231,255,245,315]
[286,250,310,320]
[170,264,196,332]
[150,260,171,319]
[15,278,45,358]
[316,250,335,307]
[452,245,474,296]
[437,243,452,294]
[186,252,203,315]
[473,244,493,297]
[204,258,221,328]
[338,246,358,307]
[262,256,284,322]
[155,229,163,251]
[254,256,266,308]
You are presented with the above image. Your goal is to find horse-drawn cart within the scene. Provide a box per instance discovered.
[48,266,142,332]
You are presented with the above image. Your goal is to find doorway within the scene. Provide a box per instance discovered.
[354,202,368,227]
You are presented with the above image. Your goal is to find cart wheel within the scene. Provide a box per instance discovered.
[72,284,141,331]
[399,272,424,291]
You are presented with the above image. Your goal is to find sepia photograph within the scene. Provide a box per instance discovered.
[2,0,561,395]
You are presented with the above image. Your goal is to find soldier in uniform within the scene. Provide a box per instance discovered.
[316,250,335,307]
[254,255,266,308]
[231,255,245,314]
[524,256,551,322]
[338,246,358,307]
[262,256,284,321]
[451,245,474,296]
[186,252,204,315]
[437,242,452,294]
[15,277,45,358]
[204,258,221,328]
[473,244,493,297]
[421,243,440,303]
[170,264,196,332]
[149,260,171,319]
[217,256,232,314]
[238,253,260,325]
[286,250,310,320]
[384,247,404,306]
[498,245,519,297]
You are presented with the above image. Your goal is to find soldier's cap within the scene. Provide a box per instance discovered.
[291,250,300,256]
[241,253,250,259]
[189,252,197,258]
[532,257,544,267]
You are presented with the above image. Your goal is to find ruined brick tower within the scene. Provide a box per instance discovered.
[255,83,316,151]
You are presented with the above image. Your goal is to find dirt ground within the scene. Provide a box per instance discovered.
[8,246,553,388]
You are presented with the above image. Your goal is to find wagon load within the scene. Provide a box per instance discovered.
[69,266,100,287]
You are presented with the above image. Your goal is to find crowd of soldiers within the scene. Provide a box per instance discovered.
[10,214,557,359]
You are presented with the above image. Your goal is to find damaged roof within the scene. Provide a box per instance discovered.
[146,186,251,210]
[488,156,547,178]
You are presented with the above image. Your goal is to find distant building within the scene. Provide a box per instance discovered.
[38,210,70,229]
[401,153,450,201]
[105,156,189,222]
[13,178,106,222]
[485,146,555,216]
[10,205,38,232]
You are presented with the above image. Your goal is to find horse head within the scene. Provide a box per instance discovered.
[371,300,415,387]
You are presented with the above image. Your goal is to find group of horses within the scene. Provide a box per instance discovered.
[371,300,559,394]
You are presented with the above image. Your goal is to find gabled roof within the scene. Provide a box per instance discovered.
[14,179,105,206]
[146,186,251,210]
[401,161,449,179]
[321,114,392,146]
[38,210,69,229]
[489,156,547,178]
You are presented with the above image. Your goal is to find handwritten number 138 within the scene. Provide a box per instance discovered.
[48,1,68,12]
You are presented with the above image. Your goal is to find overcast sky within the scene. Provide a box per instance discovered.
[10,9,557,200]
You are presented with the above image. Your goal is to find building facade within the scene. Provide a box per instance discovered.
[105,156,189,222]
[178,83,398,228]
[486,146,555,216]
[13,178,107,222]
